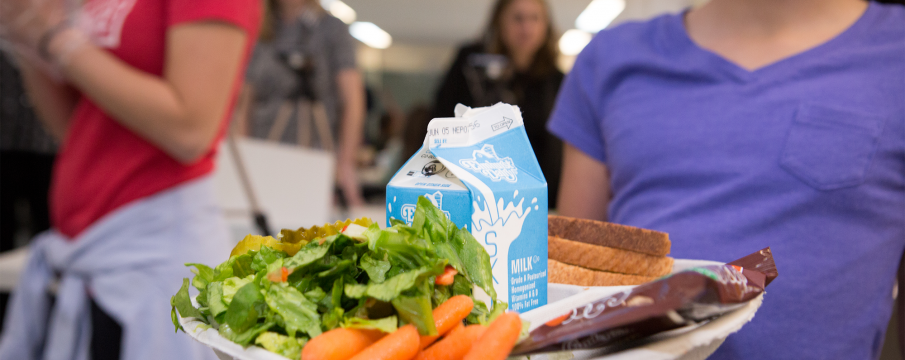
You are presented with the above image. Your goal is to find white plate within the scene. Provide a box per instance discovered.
[178,259,764,360]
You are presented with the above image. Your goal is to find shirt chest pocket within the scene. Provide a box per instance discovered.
[780,104,887,191]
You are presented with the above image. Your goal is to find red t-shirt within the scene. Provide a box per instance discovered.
[50,0,261,238]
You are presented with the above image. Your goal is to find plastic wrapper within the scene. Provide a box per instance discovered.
[512,248,777,356]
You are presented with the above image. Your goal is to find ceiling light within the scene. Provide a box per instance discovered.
[328,1,356,24]
[575,0,625,33]
[559,29,592,56]
[349,22,392,49]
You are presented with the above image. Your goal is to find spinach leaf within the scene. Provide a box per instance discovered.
[224,282,265,334]
[222,276,254,305]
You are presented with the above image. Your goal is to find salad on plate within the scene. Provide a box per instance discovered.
[170,197,508,359]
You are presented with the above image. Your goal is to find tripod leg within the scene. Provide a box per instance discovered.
[268,102,293,142]
[298,100,313,148]
[312,101,335,152]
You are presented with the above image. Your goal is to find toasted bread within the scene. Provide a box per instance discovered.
[548,259,657,286]
[547,215,670,256]
[548,236,673,277]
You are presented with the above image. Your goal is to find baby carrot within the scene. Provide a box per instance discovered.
[462,312,522,360]
[348,324,420,360]
[419,295,474,349]
[301,327,384,360]
[414,324,487,360]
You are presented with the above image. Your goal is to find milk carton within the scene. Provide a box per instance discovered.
[386,103,548,312]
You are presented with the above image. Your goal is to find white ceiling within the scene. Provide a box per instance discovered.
[343,0,697,47]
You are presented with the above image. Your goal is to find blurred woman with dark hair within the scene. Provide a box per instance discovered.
[432,0,564,208]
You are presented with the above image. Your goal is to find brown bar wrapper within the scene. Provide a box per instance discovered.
[512,247,777,355]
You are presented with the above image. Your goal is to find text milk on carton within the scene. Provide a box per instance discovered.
[386,103,548,313]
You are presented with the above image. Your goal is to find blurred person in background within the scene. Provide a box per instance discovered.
[1,54,56,254]
[235,0,367,208]
[0,0,260,358]
[550,0,904,359]
[431,0,564,209]
[0,53,57,337]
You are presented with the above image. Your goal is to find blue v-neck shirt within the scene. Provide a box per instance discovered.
[548,3,905,359]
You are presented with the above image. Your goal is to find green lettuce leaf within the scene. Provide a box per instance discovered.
[466,299,508,325]
[391,281,437,336]
[224,282,266,335]
[370,230,435,271]
[220,321,274,347]
[172,278,203,320]
[283,236,338,271]
[212,257,237,282]
[344,263,444,302]
[360,252,391,283]
[255,332,306,360]
[170,278,203,332]
[342,315,397,333]
[322,307,344,330]
[252,246,286,272]
[409,196,497,302]
[412,197,465,272]
[207,281,229,318]
[222,276,254,305]
[232,253,257,278]
[264,284,322,338]
[451,227,497,301]
[186,263,214,291]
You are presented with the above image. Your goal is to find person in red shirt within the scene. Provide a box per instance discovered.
[0,0,260,359]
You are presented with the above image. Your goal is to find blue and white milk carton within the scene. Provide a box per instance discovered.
[386,103,548,312]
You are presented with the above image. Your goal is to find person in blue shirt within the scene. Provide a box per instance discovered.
[548,0,904,359]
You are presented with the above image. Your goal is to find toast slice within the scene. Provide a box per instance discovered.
[548,259,657,286]
[548,215,670,256]
[548,236,673,277]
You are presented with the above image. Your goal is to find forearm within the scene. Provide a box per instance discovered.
[557,143,610,221]
[62,44,200,157]
[48,25,246,163]
[336,70,365,166]
[16,58,77,141]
